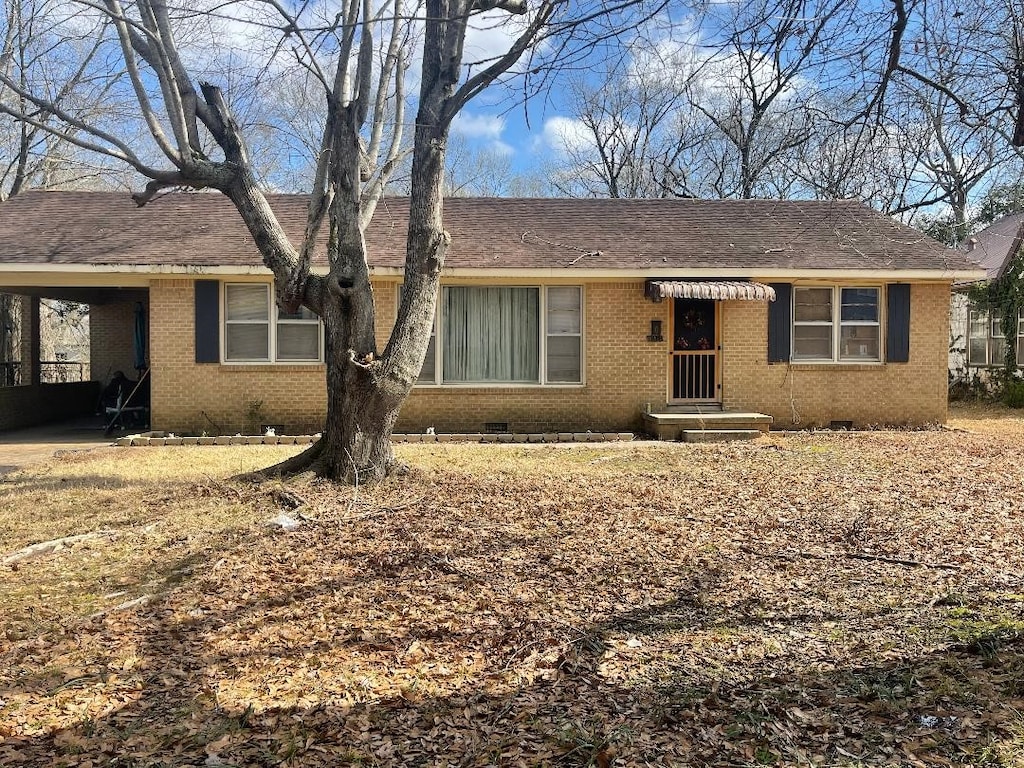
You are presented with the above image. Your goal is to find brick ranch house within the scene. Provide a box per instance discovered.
[0,191,983,436]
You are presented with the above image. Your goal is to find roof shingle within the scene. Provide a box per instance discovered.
[964,214,1024,280]
[0,191,980,274]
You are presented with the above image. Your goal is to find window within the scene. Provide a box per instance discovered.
[839,287,881,361]
[224,283,322,363]
[402,284,583,385]
[546,287,583,382]
[792,286,880,362]
[969,309,1020,367]
[1019,313,1024,366]
[792,287,833,360]
[443,287,539,382]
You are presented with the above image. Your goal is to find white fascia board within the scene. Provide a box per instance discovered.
[0,263,987,283]
[370,266,988,282]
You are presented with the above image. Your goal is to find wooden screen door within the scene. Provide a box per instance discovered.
[670,298,720,402]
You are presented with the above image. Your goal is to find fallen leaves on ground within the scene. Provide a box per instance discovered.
[1,408,1023,766]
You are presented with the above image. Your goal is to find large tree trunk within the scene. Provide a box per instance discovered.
[302,287,407,484]
[260,282,410,483]
[275,2,455,484]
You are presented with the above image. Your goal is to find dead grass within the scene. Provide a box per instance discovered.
[947,399,1024,436]
[1,415,1022,767]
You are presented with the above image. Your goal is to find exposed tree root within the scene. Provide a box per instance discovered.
[237,439,324,482]
[236,437,399,485]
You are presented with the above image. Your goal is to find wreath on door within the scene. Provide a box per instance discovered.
[682,307,705,330]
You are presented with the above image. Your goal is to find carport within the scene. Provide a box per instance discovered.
[0,282,149,432]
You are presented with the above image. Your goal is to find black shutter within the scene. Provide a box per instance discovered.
[194,280,220,363]
[886,283,911,363]
[767,282,792,363]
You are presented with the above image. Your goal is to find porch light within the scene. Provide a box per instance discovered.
[648,320,664,342]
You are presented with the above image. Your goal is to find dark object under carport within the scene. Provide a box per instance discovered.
[103,368,150,436]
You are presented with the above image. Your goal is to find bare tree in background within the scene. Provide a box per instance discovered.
[549,55,702,198]
[547,0,878,201]
[544,0,1024,227]
[444,135,517,196]
[0,0,667,481]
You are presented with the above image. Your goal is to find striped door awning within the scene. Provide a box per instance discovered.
[646,280,777,301]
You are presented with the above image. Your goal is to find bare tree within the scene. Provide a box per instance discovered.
[827,0,1024,230]
[546,0,1024,227]
[549,54,702,198]
[675,0,853,199]
[0,0,132,198]
[864,0,1024,150]
[548,0,885,201]
[0,0,666,481]
[444,135,518,196]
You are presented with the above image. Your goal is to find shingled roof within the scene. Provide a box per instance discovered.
[0,190,981,275]
[964,214,1024,280]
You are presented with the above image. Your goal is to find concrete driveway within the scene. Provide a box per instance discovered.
[0,417,116,475]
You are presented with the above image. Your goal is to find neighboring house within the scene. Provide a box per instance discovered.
[950,215,1024,379]
[0,191,983,435]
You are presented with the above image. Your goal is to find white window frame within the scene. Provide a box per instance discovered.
[545,286,584,384]
[399,284,585,387]
[968,309,991,367]
[969,308,1024,368]
[992,314,1005,339]
[1018,312,1024,367]
[222,282,324,365]
[791,285,883,364]
[792,287,834,362]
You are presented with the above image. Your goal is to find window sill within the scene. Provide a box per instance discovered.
[220,363,326,372]
[411,383,586,392]
[787,361,885,371]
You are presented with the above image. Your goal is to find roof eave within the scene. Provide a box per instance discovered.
[0,263,987,282]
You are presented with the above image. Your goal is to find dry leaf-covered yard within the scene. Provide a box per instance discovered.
[1,405,1023,767]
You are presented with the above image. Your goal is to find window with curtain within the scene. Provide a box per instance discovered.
[443,286,540,382]
[792,286,881,362]
[277,306,321,361]
[224,283,322,363]
[1018,313,1024,366]
[400,284,583,385]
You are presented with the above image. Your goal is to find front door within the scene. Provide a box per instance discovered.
[670,298,720,402]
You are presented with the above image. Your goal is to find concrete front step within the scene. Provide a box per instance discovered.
[642,411,772,441]
[659,404,724,414]
[682,429,764,443]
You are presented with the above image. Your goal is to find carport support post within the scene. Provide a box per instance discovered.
[26,297,40,385]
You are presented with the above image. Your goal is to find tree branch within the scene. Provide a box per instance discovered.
[443,2,556,128]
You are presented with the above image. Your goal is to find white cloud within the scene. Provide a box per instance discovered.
[451,113,514,157]
[621,15,810,112]
[462,8,537,75]
[452,112,506,140]
[537,116,594,156]
[488,139,514,156]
